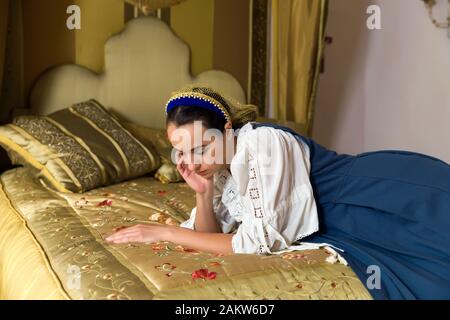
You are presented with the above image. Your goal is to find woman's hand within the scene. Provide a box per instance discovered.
[105,223,172,244]
[106,223,234,255]
[177,163,213,194]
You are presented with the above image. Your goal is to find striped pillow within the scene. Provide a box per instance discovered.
[0,100,160,193]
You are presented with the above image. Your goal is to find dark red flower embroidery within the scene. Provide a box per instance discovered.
[157,190,167,196]
[97,199,113,207]
[191,268,217,280]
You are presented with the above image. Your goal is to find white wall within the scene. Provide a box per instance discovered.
[312,0,450,164]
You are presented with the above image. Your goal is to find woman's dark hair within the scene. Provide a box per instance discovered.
[166,87,258,130]
[167,106,227,130]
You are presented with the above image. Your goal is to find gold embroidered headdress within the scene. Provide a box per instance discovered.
[165,86,258,128]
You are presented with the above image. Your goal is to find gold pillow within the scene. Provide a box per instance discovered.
[0,100,160,193]
[122,122,183,184]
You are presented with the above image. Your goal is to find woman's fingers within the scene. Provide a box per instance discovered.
[106,232,134,243]
[177,163,184,176]
[107,232,142,243]
[109,236,134,244]
[109,225,137,235]
[105,224,160,244]
[107,229,135,239]
[106,226,139,241]
[177,163,188,177]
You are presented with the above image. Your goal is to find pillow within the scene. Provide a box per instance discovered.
[122,122,183,184]
[0,100,160,193]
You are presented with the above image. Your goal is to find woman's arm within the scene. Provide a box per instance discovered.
[167,226,233,254]
[106,165,232,251]
[105,224,233,255]
[177,163,221,233]
[193,188,221,233]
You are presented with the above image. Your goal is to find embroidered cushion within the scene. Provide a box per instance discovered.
[0,99,160,192]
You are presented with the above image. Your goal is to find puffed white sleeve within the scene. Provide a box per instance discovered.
[230,126,319,254]
[179,182,238,234]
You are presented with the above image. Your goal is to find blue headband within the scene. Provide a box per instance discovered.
[165,92,232,123]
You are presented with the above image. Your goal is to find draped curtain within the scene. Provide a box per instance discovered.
[269,0,328,136]
[0,0,24,125]
[0,0,8,96]
[0,0,24,172]
[0,0,10,171]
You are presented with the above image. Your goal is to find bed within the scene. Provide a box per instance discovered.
[0,16,371,300]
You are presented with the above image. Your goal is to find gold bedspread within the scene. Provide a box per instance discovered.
[0,167,372,300]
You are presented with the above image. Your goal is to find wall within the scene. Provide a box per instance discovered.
[23,0,124,88]
[313,0,450,163]
[19,0,250,101]
[75,0,124,72]
[171,0,215,76]
[22,0,75,99]
[213,0,250,93]
[172,0,250,92]
[22,0,124,102]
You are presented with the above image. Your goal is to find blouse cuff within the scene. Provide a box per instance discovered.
[179,206,238,234]
[231,227,260,254]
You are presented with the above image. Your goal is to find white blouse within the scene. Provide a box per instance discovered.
[180,123,342,257]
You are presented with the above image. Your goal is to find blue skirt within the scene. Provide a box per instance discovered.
[305,150,450,300]
[252,123,450,300]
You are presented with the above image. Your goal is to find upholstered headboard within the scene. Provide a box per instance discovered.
[30,16,246,129]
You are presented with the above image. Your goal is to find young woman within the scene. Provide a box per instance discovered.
[106,86,450,299]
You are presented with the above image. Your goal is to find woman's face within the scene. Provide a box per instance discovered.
[167,121,235,179]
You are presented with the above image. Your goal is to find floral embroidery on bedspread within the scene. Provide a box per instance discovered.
[0,167,372,300]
